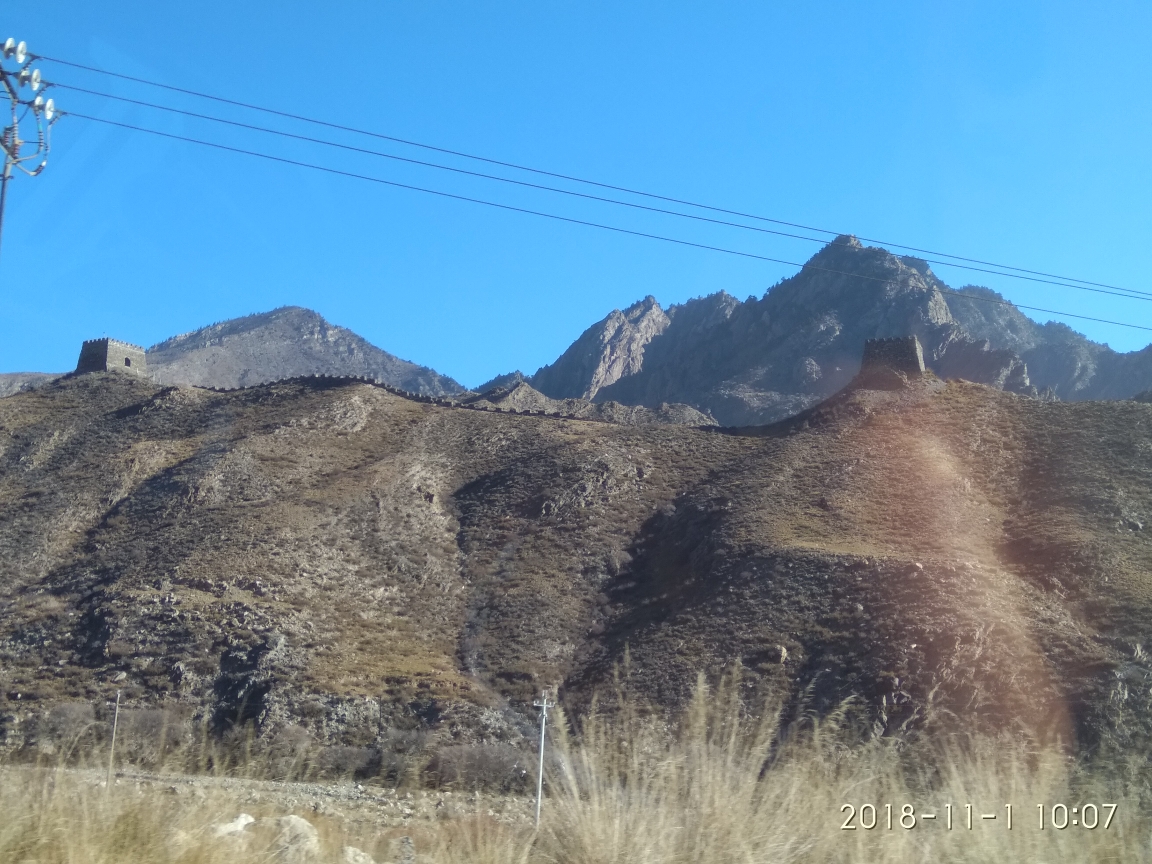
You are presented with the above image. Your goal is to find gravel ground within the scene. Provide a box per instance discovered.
[5,764,535,834]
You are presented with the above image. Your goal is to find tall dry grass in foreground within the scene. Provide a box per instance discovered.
[2,675,1149,863]
[535,675,1150,863]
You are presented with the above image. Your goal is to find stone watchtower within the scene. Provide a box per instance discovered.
[75,338,148,376]
[861,336,925,377]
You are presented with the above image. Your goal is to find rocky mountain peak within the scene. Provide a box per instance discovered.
[625,294,662,320]
[147,306,464,395]
[531,295,671,399]
[768,237,951,334]
[475,370,530,394]
[547,238,1126,425]
[149,306,324,352]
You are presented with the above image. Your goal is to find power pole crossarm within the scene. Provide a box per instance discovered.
[0,38,61,268]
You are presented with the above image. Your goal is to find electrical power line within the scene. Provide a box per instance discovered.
[1,39,60,265]
[64,111,1152,334]
[35,53,1146,300]
[48,81,1152,305]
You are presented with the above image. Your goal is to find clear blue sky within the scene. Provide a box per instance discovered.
[3,2,1150,386]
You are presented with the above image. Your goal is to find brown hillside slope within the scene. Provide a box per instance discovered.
[0,372,1150,754]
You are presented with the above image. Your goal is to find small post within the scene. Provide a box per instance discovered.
[107,689,120,790]
[532,689,555,829]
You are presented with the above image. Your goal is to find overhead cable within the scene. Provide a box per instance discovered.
[64,111,1152,334]
[49,81,1152,304]
[35,53,1145,299]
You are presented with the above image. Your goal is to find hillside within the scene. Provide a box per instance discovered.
[0,373,61,398]
[462,380,716,426]
[8,242,1151,420]
[147,306,465,396]
[1,367,1150,758]
[945,284,1152,400]
[531,296,670,400]
[529,238,1152,425]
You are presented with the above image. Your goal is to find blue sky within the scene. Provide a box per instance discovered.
[2,2,1150,387]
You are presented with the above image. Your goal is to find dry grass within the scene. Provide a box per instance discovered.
[537,674,1149,863]
[3,674,1149,863]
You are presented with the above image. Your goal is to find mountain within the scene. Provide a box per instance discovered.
[475,370,530,393]
[463,380,716,426]
[944,284,1152,400]
[11,241,1147,416]
[2,364,1150,757]
[531,296,670,399]
[147,306,465,396]
[0,373,61,398]
[532,238,1152,425]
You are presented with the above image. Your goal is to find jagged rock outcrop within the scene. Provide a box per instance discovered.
[531,296,669,399]
[589,238,1030,425]
[465,381,716,426]
[944,286,1152,400]
[933,333,1032,393]
[475,371,529,393]
[524,237,1149,426]
[147,307,464,396]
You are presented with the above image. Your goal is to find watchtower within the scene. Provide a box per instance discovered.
[861,336,924,377]
[75,338,148,377]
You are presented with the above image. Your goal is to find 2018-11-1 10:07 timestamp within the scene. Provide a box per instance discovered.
[840,803,1117,831]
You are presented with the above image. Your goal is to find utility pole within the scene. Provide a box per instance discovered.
[107,689,121,792]
[0,153,11,262]
[0,38,61,268]
[533,688,556,829]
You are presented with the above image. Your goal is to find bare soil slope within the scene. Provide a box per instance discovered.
[1,371,1149,755]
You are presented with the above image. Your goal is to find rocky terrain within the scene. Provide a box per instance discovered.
[462,380,715,426]
[1,359,1150,766]
[0,372,61,398]
[5,764,531,841]
[944,284,1152,400]
[7,239,1151,426]
[523,237,1152,425]
[147,307,465,396]
[530,296,670,400]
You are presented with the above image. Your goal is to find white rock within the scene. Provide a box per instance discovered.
[212,813,255,837]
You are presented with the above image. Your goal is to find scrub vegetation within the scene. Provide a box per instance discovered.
[2,673,1148,863]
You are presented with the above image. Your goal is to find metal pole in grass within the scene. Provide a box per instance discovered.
[533,689,555,829]
[107,689,120,791]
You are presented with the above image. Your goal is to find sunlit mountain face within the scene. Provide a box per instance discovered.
[1,354,1148,754]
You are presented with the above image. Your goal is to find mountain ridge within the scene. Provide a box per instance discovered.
[2,364,1150,756]
[5,240,1150,421]
[147,306,466,396]
[530,296,670,400]
[524,237,1150,425]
